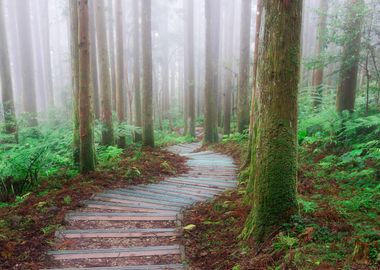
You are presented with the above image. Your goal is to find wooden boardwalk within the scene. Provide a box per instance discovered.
[44,143,237,270]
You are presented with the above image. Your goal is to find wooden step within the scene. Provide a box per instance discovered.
[94,194,182,210]
[130,186,209,201]
[83,200,178,214]
[48,245,181,260]
[65,212,178,222]
[43,264,185,270]
[56,228,180,239]
[111,190,194,205]
[148,184,218,197]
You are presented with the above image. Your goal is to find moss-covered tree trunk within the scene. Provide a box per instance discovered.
[16,0,38,127]
[245,0,263,169]
[237,0,252,133]
[133,0,142,142]
[69,0,80,165]
[312,0,328,110]
[244,0,302,242]
[115,0,126,148]
[0,1,18,142]
[95,0,114,145]
[336,0,365,113]
[204,0,220,144]
[141,0,155,147]
[78,0,96,173]
[184,0,196,137]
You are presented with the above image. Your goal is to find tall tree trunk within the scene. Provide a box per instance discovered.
[141,0,155,147]
[237,0,252,133]
[161,8,170,123]
[312,0,328,110]
[95,0,114,145]
[133,0,142,142]
[78,0,96,173]
[90,2,100,120]
[107,0,117,111]
[184,0,196,137]
[16,0,38,126]
[204,0,220,144]
[243,0,302,242]
[39,0,54,108]
[115,0,126,148]
[245,0,263,168]
[0,1,18,141]
[336,0,365,113]
[222,0,235,136]
[69,0,80,165]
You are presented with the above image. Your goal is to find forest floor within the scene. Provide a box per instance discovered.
[183,138,380,270]
[0,145,188,270]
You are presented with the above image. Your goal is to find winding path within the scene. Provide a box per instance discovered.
[45,143,237,270]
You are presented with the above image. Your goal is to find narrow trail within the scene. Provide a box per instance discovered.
[45,143,237,270]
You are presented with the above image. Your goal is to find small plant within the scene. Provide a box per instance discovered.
[274,234,299,251]
[63,195,72,205]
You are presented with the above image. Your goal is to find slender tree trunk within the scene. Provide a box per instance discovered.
[222,0,235,136]
[16,0,38,126]
[39,0,54,108]
[336,0,365,113]
[161,8,170,123]
[115,0,126,148]
[78,0,96,173]
[0,1,18,141]
[204,0,220,144]
[312,0,328,110]
[184,0,196,137]
[237,0,252,133]
[107,0,117,111]
[95,0,114,145]
[89,2,100,120]
[243,0,302,242]
[69,0,80,165]
[141,0,154,147]
[133,0,142,142]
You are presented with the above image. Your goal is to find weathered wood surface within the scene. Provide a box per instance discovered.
[44,143,237,270]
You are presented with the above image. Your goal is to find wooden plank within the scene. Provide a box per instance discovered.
[94,194,183,210]
[83,200,177,214]
[48,245,181,260]
[130,186,209,201]
[113,189,194,204]
[57,228,180,239]
[104,190,189,206]
[65,212,178,222]
[149,184,218,196]
[165,179,235,190]
[43,264,185,270]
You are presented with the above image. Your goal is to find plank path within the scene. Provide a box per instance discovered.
[44,143,237,270]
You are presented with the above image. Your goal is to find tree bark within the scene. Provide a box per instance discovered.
[222,0,235,136]
[237,0,252,133]
[95,0,114,145]
[69,0,80,165]
[78,0,96,173]
[204,0,220,144]
[0,1,18,141]
[312,0,328,110]
[133,0,142,142]
[184,0,196,137]
[16,0,38,126]
[336,0,365,113]
[141,0,155,147]
[115,0,126,148]
[89,1,100,120]
[243,0,302,242]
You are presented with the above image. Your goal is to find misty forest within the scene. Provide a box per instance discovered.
[0,0,379,269]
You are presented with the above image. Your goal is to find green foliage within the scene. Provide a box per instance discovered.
[273,234,299,251]
[155,130,195,147]
[298,198,318,214]
[97,146,123,166]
